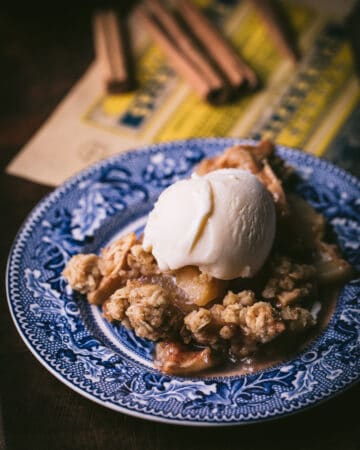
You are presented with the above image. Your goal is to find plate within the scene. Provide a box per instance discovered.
[6,138,360,425]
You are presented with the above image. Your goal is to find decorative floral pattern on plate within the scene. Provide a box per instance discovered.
[6,139,360,425]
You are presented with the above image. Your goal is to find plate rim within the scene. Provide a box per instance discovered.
[5,137,360,426]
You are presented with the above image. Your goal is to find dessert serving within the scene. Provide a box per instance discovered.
[63,140,353,375]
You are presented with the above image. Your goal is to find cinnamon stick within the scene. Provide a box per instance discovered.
[250,0,300,63]
[145,0,229,95]
[177,0,258,89]
[137,5,230,105]
[93,10,136,94]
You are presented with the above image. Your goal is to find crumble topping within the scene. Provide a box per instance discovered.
[223,290,256,307]
[98,233,159,280]
[102,287,129,323]
[237,302,285,343]
[62,254,101,294]
[281,306,315,332]
[103,280,180,341]
[99,232,137,277]
[183,308,218,346]
[262,256,317,307]
[183,291,285,349]
[126,244,160,277]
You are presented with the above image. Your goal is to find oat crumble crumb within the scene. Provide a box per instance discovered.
[62,254,101,294]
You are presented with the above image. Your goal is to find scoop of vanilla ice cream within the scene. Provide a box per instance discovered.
[143,168,276,280]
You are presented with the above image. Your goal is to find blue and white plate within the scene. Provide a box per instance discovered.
[6,138,360,425]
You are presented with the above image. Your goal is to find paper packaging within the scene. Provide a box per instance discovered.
[6,0,359,187]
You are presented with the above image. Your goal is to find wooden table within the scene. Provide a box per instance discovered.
[0,4,359,450]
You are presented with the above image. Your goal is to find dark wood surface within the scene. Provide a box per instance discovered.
[0,4,360,450]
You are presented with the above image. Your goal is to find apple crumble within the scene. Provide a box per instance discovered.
[63,141,353,375]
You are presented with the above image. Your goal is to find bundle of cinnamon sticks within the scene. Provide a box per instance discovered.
[93,0,299,105]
